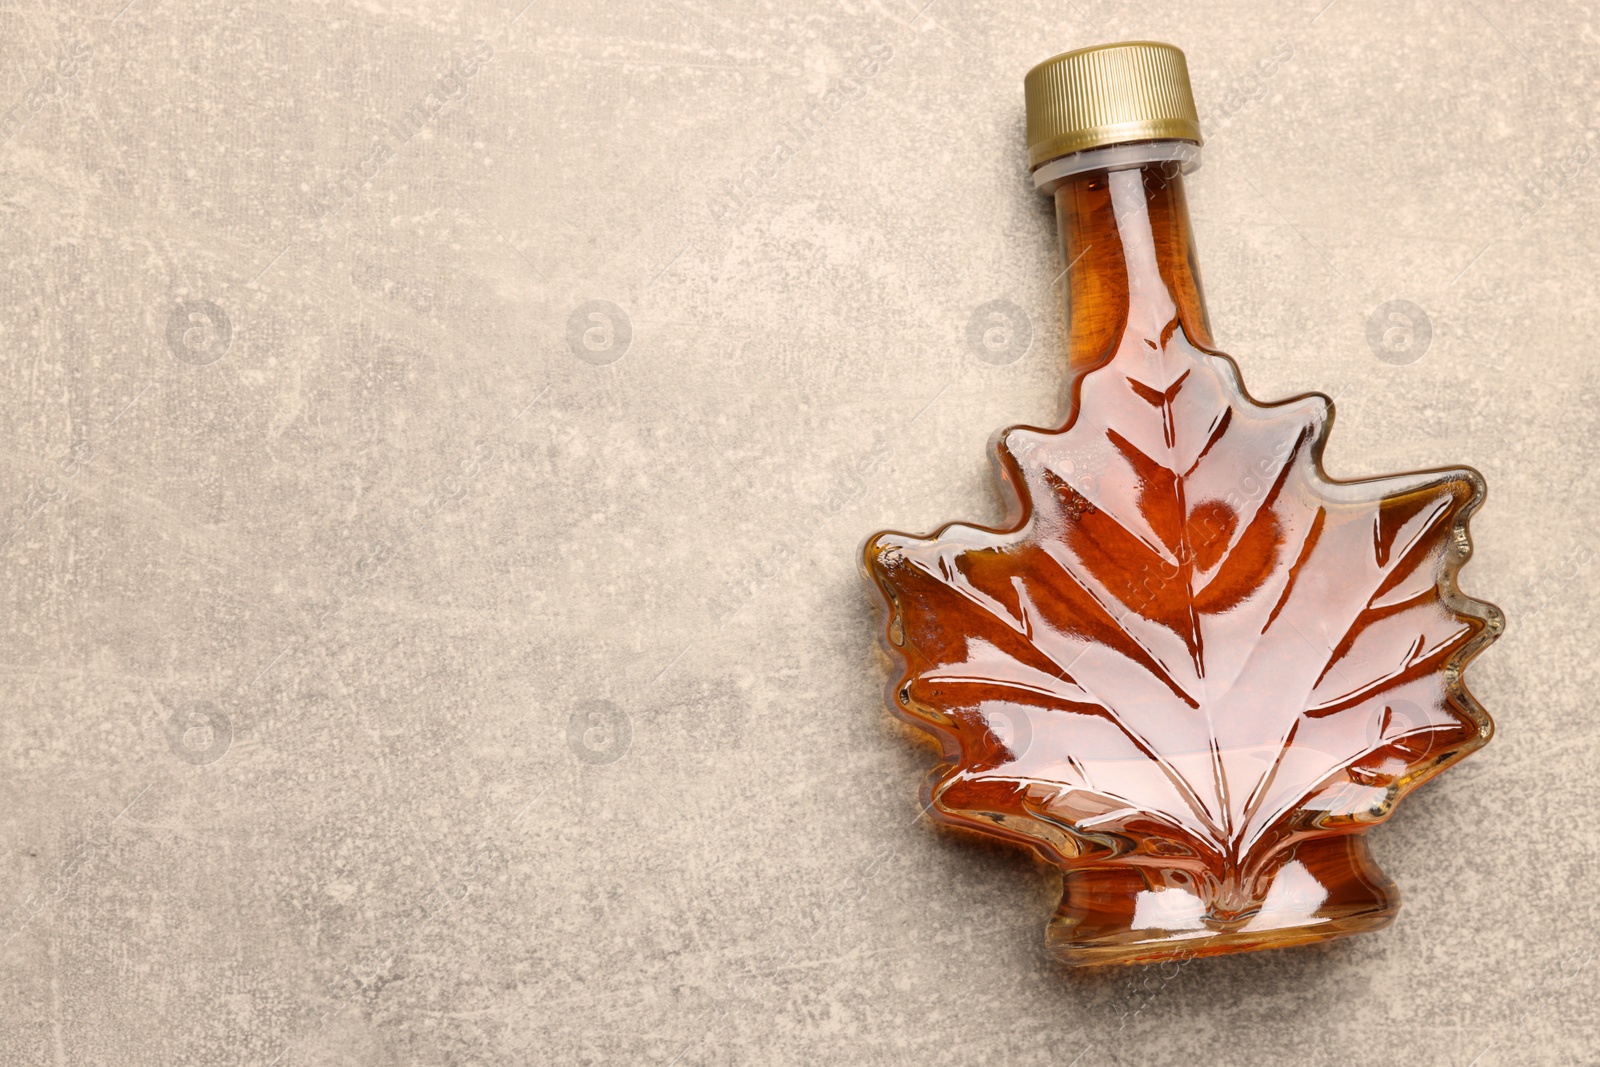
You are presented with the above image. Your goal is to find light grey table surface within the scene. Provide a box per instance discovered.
[1,0,1595,1064]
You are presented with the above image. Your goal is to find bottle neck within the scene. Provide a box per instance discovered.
[1046,143,1213,371]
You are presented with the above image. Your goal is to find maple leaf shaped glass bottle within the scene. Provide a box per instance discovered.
[863,42,1502,966]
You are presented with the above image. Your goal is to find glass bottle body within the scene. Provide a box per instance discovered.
[865,146,1499,965]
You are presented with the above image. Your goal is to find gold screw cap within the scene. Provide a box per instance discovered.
[1024,41,1202,170]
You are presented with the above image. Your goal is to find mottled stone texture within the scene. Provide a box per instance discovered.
[0,0,1594,1064]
